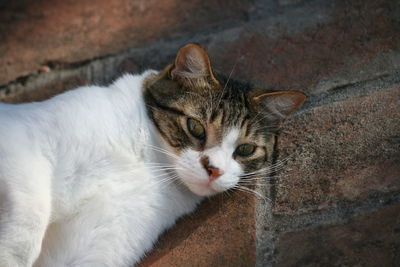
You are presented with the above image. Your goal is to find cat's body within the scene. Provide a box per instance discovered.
[0,44,306,266]
[0,71,201,266]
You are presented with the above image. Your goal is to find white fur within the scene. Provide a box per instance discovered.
[0,71,244,267]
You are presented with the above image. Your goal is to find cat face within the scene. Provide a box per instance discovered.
[144,43,306,196]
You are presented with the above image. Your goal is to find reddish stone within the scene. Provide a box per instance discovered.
[274,87,400,214]
[276,203,400,266]
[208,0,400,92]
[139,192,256,266]
[0,0,255,85]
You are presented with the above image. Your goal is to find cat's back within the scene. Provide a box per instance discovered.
[0,72,156,176]
[0,85,122,172]
[0,75,136,139]
[0,101,45,155]
[0,85,104,148]
[0,71,153,127]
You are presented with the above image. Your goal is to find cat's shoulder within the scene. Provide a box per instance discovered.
[110,70,158,94]
[50,70,158,106]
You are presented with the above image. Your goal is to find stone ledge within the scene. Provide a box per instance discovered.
[276,202,400,266]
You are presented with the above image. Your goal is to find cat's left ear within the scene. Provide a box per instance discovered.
[251,91,307,119]
[169,43,218,87]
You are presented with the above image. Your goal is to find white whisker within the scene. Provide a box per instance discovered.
[233,185,270,203]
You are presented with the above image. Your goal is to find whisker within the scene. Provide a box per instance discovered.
[241,175,279,181]
[233,185,270,203]
[240,154,296,178]
[149,167,183,172]
[144,174,179,190]
[215,52,241,110]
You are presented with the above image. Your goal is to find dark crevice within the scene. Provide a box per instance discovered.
[300,70,400,111]
[0,55,112,92]
[43,56,108,71]
[272,191,400,234]
[0,73,32,96]
[0,74,30,89]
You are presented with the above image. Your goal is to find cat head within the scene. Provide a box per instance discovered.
[144,43,306,196]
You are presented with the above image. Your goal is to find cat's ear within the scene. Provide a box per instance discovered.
[169,43,218,87]
[251,91,307,119]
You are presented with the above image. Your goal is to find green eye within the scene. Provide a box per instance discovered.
[235,144,256,157]
[187,118,205,140]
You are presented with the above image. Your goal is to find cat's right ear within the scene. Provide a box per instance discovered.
[168,43,218,88]
[250,90,307,120]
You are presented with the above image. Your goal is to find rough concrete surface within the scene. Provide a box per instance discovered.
[0,0,399,266]
[275,86,400,215]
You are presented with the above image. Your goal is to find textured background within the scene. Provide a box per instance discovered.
[0,0,399,266]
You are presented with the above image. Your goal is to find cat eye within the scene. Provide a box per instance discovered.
[187,118,205,140]
[235,144,256,157]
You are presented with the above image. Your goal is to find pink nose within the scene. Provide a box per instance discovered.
[206,167,224,182]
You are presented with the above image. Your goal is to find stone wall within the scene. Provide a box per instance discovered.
[1,0,399,266]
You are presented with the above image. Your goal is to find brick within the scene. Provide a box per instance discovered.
[207,0,400,92]
[0,0,255,85]
[276,203,400,266]
[139,192,256,266]
[273,87,400,215]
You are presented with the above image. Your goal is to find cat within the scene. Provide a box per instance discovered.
[0,43,306,267]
